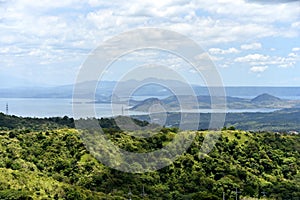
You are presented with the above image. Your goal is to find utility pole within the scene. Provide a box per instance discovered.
[141,185,146,199]
[235,188,241,200]
[223,192,226,200]
[6,103,8,115]
[128,187,132,200]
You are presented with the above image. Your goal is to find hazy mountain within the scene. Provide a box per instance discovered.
[130,93,300,112]
[1,78,300,100]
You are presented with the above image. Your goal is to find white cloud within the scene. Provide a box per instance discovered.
[209,47,240,54]
[0,0,299,85]
[1,0,299,50]
[288,52,297,57]
[234,51,299,69]
[194,0,300,24]
[291,21,300,29]
[292,47,300,52]
[209,55,224,61]
[250,66,268,73]
[241,42,262,50]
[235,54,270,62]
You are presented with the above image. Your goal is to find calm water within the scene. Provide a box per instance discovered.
[0,98,148,119]
[0,97,293,118]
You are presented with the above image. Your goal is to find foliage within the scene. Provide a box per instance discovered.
[134,108,300,132]
[0,115,299,199]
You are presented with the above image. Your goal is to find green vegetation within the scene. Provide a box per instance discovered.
[134,108,300,132]
[0,114,299,199]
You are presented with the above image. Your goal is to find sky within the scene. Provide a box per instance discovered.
[0,0,299,87]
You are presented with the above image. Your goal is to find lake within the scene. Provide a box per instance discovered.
[0,97,287,119]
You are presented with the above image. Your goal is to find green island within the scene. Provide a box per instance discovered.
[0,113,299,199]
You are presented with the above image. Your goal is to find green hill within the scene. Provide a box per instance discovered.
[0,115,299,199]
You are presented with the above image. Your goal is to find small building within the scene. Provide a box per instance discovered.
[288,131,299,135]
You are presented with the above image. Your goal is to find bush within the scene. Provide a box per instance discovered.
[0,189,32,200]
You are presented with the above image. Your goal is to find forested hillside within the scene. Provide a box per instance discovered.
[0,114,299,199]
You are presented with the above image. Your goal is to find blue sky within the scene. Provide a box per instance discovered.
[0,0,299,87]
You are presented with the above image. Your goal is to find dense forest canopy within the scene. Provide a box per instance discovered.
[0,113,299,199]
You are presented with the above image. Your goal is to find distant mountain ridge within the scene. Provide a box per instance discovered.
[1,78,300,99]
[129,93,299,112]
